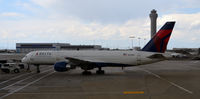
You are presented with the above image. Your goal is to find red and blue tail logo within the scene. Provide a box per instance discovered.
[142,21,175,53]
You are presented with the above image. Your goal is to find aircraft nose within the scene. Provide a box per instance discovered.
[22,57,27,63]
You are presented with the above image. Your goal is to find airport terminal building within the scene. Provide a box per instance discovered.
[16,43,102,53]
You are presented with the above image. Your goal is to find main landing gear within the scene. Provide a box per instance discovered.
[82,67,105,75]
[96,67,105,75]
[27,64,30,71]
[82,70,92,75]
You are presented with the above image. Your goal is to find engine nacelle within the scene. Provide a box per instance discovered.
[54,61,70,72]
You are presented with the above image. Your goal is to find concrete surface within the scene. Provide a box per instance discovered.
[0,55,200,99]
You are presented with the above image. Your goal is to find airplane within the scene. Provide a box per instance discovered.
[22,21,175,75]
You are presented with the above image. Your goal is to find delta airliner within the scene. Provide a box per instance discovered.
[22,22,175,75]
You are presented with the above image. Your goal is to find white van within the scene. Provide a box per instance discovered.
[1,63,20,73]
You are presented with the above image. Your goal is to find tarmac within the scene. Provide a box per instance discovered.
[0,54,200,99]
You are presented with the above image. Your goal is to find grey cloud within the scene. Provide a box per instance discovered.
[32,0,181,23]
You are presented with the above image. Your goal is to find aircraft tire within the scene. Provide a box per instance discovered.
[96,70,105,75]
[14,69,20,73]
[82,71,92,75]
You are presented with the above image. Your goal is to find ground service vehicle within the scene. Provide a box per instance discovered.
[1,63,20,73]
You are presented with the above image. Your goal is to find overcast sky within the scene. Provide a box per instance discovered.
[0,0,200,49]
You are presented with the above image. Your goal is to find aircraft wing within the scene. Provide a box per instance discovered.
[65,57,103,65]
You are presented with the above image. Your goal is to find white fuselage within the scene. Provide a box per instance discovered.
[22,50,163,67]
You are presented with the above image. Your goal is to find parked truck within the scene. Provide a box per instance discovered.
[1,63,22,73]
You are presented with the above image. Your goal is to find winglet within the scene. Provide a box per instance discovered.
[142,21,175,53]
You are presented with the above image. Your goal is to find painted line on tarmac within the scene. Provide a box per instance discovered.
[0,68,52,91]
[0,71,55,99]
[192,61,199,64]
[0,66,51,85]
[0,91,143,95]
[140,68,193,94]
[0,73,29,85]
[123,91,144,94]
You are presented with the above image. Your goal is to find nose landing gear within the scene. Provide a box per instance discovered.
[35,65,40,73]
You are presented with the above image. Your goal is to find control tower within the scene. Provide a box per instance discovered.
[149,9,158,38]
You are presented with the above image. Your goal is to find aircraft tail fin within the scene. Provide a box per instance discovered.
[141,21,175,53]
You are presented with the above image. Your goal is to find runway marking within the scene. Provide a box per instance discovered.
[0,71,55,99]
[0,68,52,91]
[191,61,199,64]
[140,68,193,94]
[0,91,144,95]
[0,91,140,95]
[0,66,52,85]
[123,91,144,94]
[0,73,29,85]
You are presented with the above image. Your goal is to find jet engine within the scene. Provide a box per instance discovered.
[54,61,71,72]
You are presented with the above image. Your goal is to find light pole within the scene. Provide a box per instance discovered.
[129,36,135,49]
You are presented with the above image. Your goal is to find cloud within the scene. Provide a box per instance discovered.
[31,0,60,8]
[157,12,200,48]
[0,17,150,49]
[1,0,200,49]
[0,12,25,17]
[28,0,186,23]
[182,0,200,8]
[1,12,200,49]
